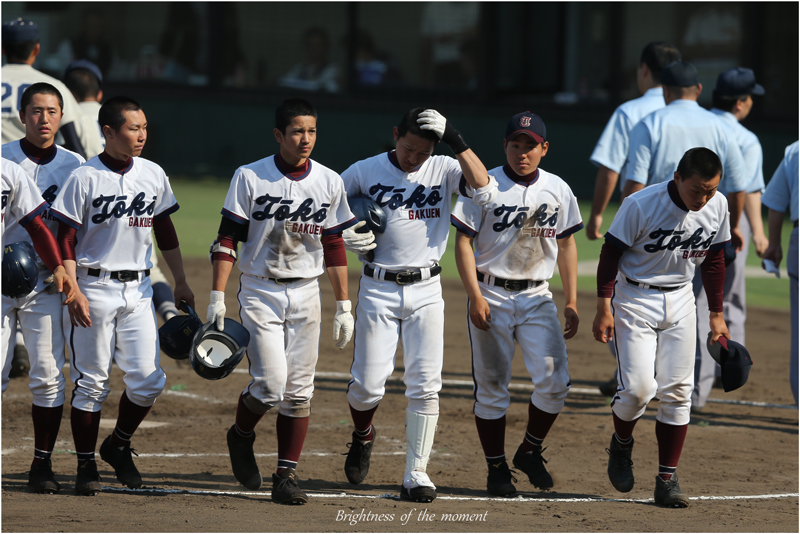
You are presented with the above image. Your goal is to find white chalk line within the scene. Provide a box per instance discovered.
[92,486,800,503]
[2,449,443,458]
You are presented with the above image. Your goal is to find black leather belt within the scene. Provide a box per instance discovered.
[87,268,150,282]
[625,277,682,292]
[477,271,543,291]
[268,277,303,284]
[364,265,442,285]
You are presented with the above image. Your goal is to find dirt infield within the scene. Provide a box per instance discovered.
[2,259,797,532]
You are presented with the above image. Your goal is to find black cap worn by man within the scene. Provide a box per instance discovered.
[660,60,699,87]
[2,18,39,44]
[64,59,104,86]
[505,111,547,143]
[714,67,765,96]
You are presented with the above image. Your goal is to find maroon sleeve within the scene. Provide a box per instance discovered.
[57,222,78,262]
[597,240,624,298]
[321,234,347,267]
[212,235,238,264]
[153,215,180,251]
[700,248,725,313]
[24,216,63,272]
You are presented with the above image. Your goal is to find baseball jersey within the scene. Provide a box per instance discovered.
[75,100,105,159]
[1,64,83,144]
[1,157,47,243]
[50,156,179,271]
[451,165,583,281]
[606,181,731,287]
[221,155,356,279]
[341,153,463,270]
[761,141,799,222]
[711,108,764,195]
[1,140,85,247]
[590,87,666,182]
[626,99,748,193]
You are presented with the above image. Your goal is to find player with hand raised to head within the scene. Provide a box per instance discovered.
[209,98,358,505]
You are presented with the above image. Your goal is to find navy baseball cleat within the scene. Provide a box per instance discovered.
[226,425,262,490]
[28,458,60,494]
[271,468,308,505]
[486,460,517,497]
[513,443,553,489]
[75,461,101,496]
[100,435,142,489]
[654,474,690,508]
[606,434,635,492]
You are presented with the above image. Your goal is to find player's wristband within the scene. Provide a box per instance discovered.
[336,300,352,313]
[210,290,225,303]
[442,122,470,155]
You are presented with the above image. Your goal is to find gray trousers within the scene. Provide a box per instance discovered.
[692,217,751,408]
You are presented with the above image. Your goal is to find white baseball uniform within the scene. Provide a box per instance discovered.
[50,155,178,411]
[451,165,582,419]
[221,155,356,417]
[605,181,730,426]
[75,100,104,160]
[1,141,84,404]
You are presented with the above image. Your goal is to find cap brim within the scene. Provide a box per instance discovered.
[751,83,765,95]
[506,130,544,144]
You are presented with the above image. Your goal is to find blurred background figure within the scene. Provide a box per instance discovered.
[70,8,113,75]
[347,29,402,89]
[279,27,339,93]
[419,2,479,90]
[63,59,105,159]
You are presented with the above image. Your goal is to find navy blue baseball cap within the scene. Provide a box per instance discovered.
[2,18,39,44]
[714,67,765,96]
[661,60,699,87]
[505,111,546,144]
[65,60,103,85]
[706,334,753,392]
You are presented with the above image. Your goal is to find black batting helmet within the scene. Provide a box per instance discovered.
[190,318,250,380]
[2,241,39,298]
[348,195,387,234]
[158,301,203,360]
[706,333,753,392]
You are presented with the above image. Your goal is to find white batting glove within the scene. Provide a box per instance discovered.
[472,175,499,206]
[417,109,447,139]
[207,290,226,331]
[342,221,377,255]
[333,300,354,350]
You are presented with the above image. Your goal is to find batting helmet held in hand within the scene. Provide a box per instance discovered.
[2,241,39,298]
[348,195,387,234]
[158,301,203,360]
[190,318,250,380]
[706,333,753,392]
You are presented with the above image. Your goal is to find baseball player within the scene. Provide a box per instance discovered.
[209,98,359,505]
[2,156,76,493]
[692,67,769,411]
[624,60,748,251]
[63,60,105,160]
[760,141,799,405]
[1,82,85,493]
[340,107,497,503]
[451,111,582,497]
[1,19,87,158]
[587,41,681,397]
[593,147,731,508]
[51,95,195,496]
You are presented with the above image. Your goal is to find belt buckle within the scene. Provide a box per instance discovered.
[503,279,518,291]
[117,270,137,282]
[395,270,416,285]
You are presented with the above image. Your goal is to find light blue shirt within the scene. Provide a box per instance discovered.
[762,141,799,222]
[626,99,748,193]
[590,87,666,184]
[711,108,764,195]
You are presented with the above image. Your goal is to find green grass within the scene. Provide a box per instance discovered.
[170,179,793,310]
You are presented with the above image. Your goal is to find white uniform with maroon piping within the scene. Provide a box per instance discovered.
[50,155,178,411]
[1,142,84,402]
[220,155,356,417]
[604,181,730,425]
[451,165,583,419]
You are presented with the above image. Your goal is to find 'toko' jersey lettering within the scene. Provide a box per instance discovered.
[451,166,583,281]
[2,140,84,247]
[1,157,47,242]
[341,153,463,270]
[222,155,356,279]
[50,156,179,271]
[606,180,731,286]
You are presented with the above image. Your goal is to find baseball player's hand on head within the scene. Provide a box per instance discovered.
[585,215,604,240]
[730,226,745,252]
[173,281,195,310]
[708,312,730,345]
[563,305,579,339]
[417,109,448,139]
[342,222,377,255]
[333,300,354,349]
[469,296,492,331]
[207,290,226,330]
[68,291,92,328]
[592,301,614,343]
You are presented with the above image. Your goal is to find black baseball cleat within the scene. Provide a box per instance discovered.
[654,474,690,508]
[344,428,375,485]
[27,459,60,494]
[271,468,308,505]
[599,375,619,397]
[226,425,262,490]
[75,461,101,496]
[9,344,30,378]
[513,444,554,490]
[606,434,635,492]
[486,460,517,497]
[99,435,142,489]
[400,484,437,503]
